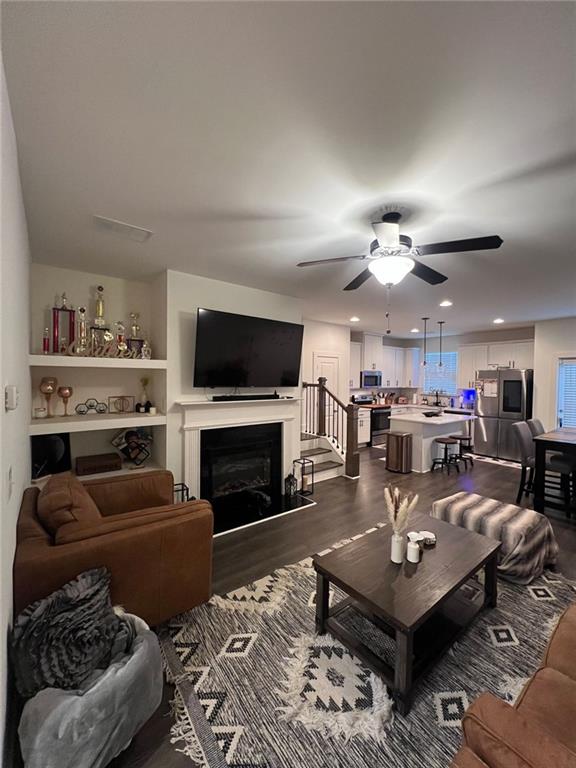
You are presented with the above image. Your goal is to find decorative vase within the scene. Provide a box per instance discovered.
[391,532,405,564]
[39,376,58,418]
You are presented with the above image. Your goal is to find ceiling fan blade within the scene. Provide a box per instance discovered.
[410,259,448,285]
[343,268,373,291]
[415,235,503,256]
[297,255,366,267]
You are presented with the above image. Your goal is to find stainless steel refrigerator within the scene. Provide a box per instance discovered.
[474,369,533,461]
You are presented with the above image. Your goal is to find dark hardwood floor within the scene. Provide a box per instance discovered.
[101,449,576,767]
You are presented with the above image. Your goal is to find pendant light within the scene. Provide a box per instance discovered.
[421,317,429,366]
[437,321,445,367]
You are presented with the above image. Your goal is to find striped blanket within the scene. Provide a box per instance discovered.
[431,492,559,584]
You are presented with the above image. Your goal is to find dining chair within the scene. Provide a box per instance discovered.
[511,421,573,511]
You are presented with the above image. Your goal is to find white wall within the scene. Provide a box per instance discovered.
[533,317,576,430]
[301,319,350,402]
[165,270,303,479]
[1,63,31,759]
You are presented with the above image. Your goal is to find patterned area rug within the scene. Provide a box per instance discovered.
[160,523,575,768]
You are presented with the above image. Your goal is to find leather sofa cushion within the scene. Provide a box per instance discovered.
[543,604,576,681]
[37,473,101,535]
[515,666,576,755]
[451,746,490,767]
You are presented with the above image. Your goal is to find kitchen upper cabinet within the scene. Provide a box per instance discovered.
[381,347,396,386]
[350,342,362,389]
[358,411,371,444]
[458,345,488,389]
[487,340,534,369]
[513,341,534,369]
[362,334,383,371]
[402,347,421,388]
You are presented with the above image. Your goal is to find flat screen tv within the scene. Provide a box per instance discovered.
[194,308,304,388]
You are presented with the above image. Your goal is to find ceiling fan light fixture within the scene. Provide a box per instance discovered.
[368,256,415,286]
[372,220,400,248]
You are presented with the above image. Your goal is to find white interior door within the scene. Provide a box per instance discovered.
[313,353,342,438]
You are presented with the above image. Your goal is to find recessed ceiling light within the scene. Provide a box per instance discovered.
[410,328,419,333]
[493,317,505,324]
[439,299,453,307]
[350,316,360,322]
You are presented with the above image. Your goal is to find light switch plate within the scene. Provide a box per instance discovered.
[5,384,19,411]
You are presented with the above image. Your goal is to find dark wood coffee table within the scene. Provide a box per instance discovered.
[313,513,500,715]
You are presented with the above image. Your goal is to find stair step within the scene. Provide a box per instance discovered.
[301,447,332,458]
[303,459,343,474]
[300,433,316,441]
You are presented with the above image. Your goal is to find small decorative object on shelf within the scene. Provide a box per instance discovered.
[93,286,106,328]
[57,386,73,416]
[39,376,58,418]
[90,285,113,352]
[75,452,122,476]
[108,395,135,414]
[74,399,108,416]
[293,458,314,496]
[127,312,144,356]
[51,293,75,354]
[111,428,152,466]
[34,407,47,419]
[135,377,153,413]
[284,472,298,499]
[42,327,50,355]
[140,338,152,359]
[384,485,419,564]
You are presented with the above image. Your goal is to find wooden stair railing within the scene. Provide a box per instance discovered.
[302,378,360,478]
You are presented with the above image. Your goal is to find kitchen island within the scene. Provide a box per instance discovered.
[389,412,476,473]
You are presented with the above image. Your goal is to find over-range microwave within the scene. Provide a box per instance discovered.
[360,370,382,388]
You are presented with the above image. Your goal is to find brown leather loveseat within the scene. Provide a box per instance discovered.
[13,470,213,626]
[452,603,576,767]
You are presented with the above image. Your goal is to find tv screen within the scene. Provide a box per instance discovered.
[194,309,304,388]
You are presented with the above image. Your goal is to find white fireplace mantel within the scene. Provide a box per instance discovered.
[176,397,302,499]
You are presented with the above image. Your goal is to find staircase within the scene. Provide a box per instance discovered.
[301,378,360,483]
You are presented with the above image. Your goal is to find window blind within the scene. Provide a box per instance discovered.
[423,351,459,396]
[558,359,576,427]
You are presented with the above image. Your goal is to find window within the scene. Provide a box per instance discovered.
[423,351,458,396]
[557,358,576,427]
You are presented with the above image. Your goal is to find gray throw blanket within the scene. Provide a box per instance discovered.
[12,568,134,698]
[432,492,559,584]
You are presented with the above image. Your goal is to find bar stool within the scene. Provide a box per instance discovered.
[449,434,474,470]
[431,437,460,474]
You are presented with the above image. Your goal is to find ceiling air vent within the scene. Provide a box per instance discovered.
[93,215,153,243]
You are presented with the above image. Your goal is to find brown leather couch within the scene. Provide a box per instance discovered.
[13,470,213,627]
[452,603,576,767]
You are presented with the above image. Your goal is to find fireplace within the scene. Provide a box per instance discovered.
[200,423,283,534]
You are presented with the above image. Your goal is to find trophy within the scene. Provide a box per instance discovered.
[76,307,88,355]
[39,377,58,418]
[115,321,128,352]
[57,386,73,416]
[127,312,144,355]
[90,286,113,353]
[51,292,75,354]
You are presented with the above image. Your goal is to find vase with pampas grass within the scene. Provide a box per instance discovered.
[384,485,419,563]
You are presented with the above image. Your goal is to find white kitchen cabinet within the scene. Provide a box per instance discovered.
[487,340,534,369]
[457,345,488,389]
[349,342,362,389]
[358,411,371,444]
[362,334,383,372]
[511,341,534,369]
[381,346,396,386]
[403,347,421,388]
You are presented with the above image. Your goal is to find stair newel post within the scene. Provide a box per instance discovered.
[345,403,360,477]
[317,377,327,436]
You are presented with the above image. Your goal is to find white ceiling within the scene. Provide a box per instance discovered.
[3,1,576,337]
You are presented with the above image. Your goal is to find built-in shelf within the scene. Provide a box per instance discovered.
[29,412,167,436]
[30,462,162,488]
[29,354,168,369]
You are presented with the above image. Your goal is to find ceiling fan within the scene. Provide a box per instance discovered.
[297,212,503,291]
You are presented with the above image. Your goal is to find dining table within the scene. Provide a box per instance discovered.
[533,427,576,513]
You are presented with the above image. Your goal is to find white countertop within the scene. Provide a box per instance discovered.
[390,413,476,425]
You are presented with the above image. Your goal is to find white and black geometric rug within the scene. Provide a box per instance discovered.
[160,524,575,768]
